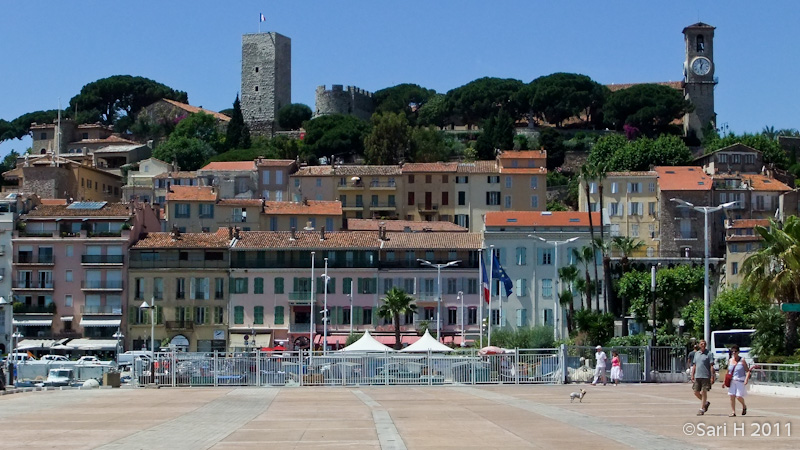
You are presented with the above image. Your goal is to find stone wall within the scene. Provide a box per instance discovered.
[314,85,375,121]
[658,189,723,258]
[241,32,291,136]
[22,166,74,199]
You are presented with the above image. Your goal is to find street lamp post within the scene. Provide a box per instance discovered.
[349,291,354,336]
[530,235,579,340]
[310,251,315,353]
[458,291,465,347]
[417,259,460,341]
[671,198,737,343]
[139,300,155,354]
[323,257,329,355]
[0,296,9,387]
[11,329,22,385]
[113,328,124,368]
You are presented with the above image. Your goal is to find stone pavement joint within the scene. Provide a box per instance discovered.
[458,387,698,450]
[354,390,408,450]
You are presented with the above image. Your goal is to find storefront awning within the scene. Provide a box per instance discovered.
[13,318,53,326]
[66,338,118,350]
[61,316,74,322]
[15,339,57,350]
[79,318,121,327]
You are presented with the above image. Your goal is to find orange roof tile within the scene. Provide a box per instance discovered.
[293,166,333,176]
[216,199,263,207]
[346,219,467,232]
[497,150,547,159]
[654,166,711,191]
[382,232,482,250]
[39,198,68,206]
[233,231,380,250]
[457,161,497,174]
[23,203,134,218]
[728,219,770,229]
[401,162,459,173]
[606,171,658,177]
[161,99,231,122]
[485,211,601,227]
[199,161,256,172]
[262,200,342,216]
[132,232,230,249]
[747,175,791,192]
[166,186,216,202]
[499,167,548,175]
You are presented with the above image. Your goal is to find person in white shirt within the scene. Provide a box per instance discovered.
[592,345,608,386]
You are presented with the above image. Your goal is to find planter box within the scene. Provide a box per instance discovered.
[103,372,121,388]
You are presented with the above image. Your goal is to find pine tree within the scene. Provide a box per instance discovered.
[226,95,246,150]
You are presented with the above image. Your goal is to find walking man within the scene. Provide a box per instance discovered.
[592,345,607,386]
[691,339,715,415]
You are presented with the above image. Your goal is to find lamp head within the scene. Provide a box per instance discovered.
[670,198,694,208]
[417,258,432,266]
[139,301,151,310]
[720,201,738,209]
[0,296,8,305]
[527,234,546,242]
[565,237,579,243]
[444,260,461,268]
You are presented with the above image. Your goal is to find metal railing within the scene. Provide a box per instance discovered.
[14,254,55,264]
[12,280,54,289]
[81,280,124,290]
[417,203,439,212]
[82,255,124,264]
[81,305,123,314]
[750,363,800,386]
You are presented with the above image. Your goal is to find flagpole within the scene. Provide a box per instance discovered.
[488,245,494,347]
[478,249,484,349]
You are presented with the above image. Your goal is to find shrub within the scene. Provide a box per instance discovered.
[489,326,555,349]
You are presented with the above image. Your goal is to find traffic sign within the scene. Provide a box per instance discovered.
[781,303,800,312]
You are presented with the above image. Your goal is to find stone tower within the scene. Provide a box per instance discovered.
[241,32,291,136]
[682,22,717,140]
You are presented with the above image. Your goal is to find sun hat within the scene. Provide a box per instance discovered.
[596,345,602,349]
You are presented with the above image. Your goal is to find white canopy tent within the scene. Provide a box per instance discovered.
[340,330,394,352]
[400,330,454,353]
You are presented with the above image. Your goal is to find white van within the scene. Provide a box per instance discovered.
[118,350,153,366]
[710,329,755,370]
[7,352,34,362]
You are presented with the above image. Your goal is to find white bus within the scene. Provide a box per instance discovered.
[710,329,755,370]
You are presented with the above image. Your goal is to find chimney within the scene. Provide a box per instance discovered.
[233,227,240,239]
[261,198,266,213]
[320,226,326,241]
[290,227,296,240]
[228,226,233,240]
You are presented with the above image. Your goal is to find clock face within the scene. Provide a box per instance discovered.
[691,57,711,76]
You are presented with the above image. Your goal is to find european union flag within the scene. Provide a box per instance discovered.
[492,253,514,297]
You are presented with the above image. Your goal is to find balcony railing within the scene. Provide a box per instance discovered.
[87,230,123,237]
[370,202,396,209]
[289,323,311,333]
[81,305,123,315]
[81,280,124,290]
[338,181,364,189]
[82,255,124,264]
[12,280,54,289]
[417,203,439,212]
[13,304,56,314]
[675,232,699,240]
[129,259,229,269]
[166,320,194,331]
[14,254,55,264]
[369,181,397,188]
[288,291,314,304]
[17,231,56,238]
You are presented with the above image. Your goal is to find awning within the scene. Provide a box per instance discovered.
[13,318,53,326]
[79,318,121,327]
[66,338,118,350]
[15,339,57,350]
[61,316,74,322]
[316,335,349,346]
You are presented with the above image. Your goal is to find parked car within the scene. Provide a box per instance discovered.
[118,351,153,366]
[40,354,69,362]
[6,352,34,362]
[76,356,104,365]
[43,368,76,387]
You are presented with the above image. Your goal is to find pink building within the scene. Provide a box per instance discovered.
[12,201,160,352]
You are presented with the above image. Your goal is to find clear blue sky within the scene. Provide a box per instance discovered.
[1,0,798,157]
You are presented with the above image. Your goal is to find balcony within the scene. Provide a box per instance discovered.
[369,201,397,210]
[417,203,439,212]
[87,230,123,238]
[82,255,124,264]
[338,181,364,190]
[129,259,229,269]
[81,305,123,315]
[16,230,56,238]
[12,280,54,290]
[341,202,365,211]
[13,254,55,265]
[416,292,438,302]
[288,291,315,304]
[674,232,699,240]
[166,320,194,331]
[289,323,311,333]
[369,181,397,190]
[81,280,124,290]
[13,303,56,314]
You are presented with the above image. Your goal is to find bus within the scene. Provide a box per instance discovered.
[710,329,755,370]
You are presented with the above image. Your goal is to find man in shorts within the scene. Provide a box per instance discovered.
[691,339,715,415]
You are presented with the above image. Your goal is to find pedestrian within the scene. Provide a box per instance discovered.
[686,343,700,379]
[0,366,5,390]
[610,350,622,385]
[591,345,607,386]
[727,344,750,417]
[691,339,715,415]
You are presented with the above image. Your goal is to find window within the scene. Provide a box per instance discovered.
[358,277,377,294]
[609,202,621,216]
[696,34,705,52]
[457,191,466,206]
[326,218,334,231]
[456,215,469,228]
[192,277,210,300]
[505,176,512,188]
[631,224,640,237]
[175,203,190,218]
[65,270,73,282]
[215,278,224,299]
[447,278,457,295]
[408,175,415,184]
[231,277,248,294]
[408,192,415,206]
[515,279,528,297]
[442,175,448,184]
[425,175,432,183]
[627,182,642,193]
[467,278,477,295]
[487,176,500,184]
[448,308,458,325]
[531,196,539,208]
[491,309,500,326]
[214,306,224,324]
[274,306,285,325]
[504,195,512,208]
[315,178,322,187]
[516,247,527,265]
[254,306,264,325]
[262,170,270,184]
[194,307,207,325]
[66,245,73,257]
[731,262,739,275]
[589,182,596,194]
[176,278,186,299]
[628,202,642,216]
[442,192,449,206]
[254,277,264,294]
[403,278,415,294]
[611,182,618,194]
[648,202,657,216]
[274,277,284,294]
[198,204,214,218]
[153,277,164,300]
[134,278,144,299]
[542,279,553,298]
[467,307,477,325]
[516,308,528,327]
[362,308,373,325]
[455,176,468,184]
[234,306,244,325]
[537,248,553,265]
[649,182,656,192]
[486,192,500,205]
[649,224,656,238]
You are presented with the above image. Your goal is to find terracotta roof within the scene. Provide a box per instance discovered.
[726,235,763,242]
[199,161,256,172]
[347,219,468,232]
[654,166,711,191]
[132,232,230,249]
[216,199,263,207]
[401,162,459,173]
[457,161,498,174]
[232,231,380,250]
[263,200,342,216]
[167,186,216,202]
[606,81,683,92]
[381,232,482,250]
[72,135,139,145]
[606,171,658,177]
[485,211,601,227]
[39,198,68,206]
[255,159,296,167]
[499,167,548,175]
[292,166,333,176]
[153,171,197,179]
[694,143,762,160]
[747,175,791,192]
[161,99,231,122]
[23,203,134,219]
[498,150,547,159]
[728,219,770,229]
[332,165,402,176]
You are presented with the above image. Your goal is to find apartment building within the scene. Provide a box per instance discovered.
[256,158,297,201]
[127,229,232,352]
[12,201,160,349]
[153,171,201,205]
[122,158,173,203]
[712,173,794,221]
[402,162,458,223]
[3,154,124,202]
[724,219,768,289]
[197,161,258,199]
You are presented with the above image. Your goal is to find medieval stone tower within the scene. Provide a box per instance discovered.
[682,22,717,140]
[241,32,291,136]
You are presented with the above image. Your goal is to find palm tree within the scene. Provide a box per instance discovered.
[580,164,601,311]
[573,246,595,312]
[559,265,580,333]
[612,236,645,336]
[377,287,418,350]
[594,238,613,313]
[762,125,778,140]
[595,163,609,311]
[742,218,800,353]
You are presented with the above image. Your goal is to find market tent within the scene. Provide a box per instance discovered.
[400,330,454,353]
[340,330,394,352]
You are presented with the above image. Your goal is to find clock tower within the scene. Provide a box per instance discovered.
[683,22,717,140]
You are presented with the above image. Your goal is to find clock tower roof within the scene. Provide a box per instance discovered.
[683,22,715,33]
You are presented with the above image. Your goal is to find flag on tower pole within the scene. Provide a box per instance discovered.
[492,253,514,297]
[259,13,266,32]
[480,255,490,304]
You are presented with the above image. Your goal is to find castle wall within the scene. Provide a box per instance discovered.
[314,85,375,121]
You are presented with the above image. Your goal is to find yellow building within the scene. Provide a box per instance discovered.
[724,219,767,289]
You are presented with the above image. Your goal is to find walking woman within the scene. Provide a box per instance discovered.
[727,344,751,417]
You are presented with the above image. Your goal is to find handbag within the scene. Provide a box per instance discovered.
[723,357,737,388]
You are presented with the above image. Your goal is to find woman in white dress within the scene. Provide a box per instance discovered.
[727,344,750,417]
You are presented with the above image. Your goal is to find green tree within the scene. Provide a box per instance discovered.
[704,133,789,169]
[302,114,370,161]
[488,326,554,349]
[68,75,187,130]
[409,127,451,163]
[573,310,615,346]
[750,307,786,359]
[475,110,515,160]
[573,246,596,311]
[225,95,251,150]
[416,94,449,127]
[373,83,436,125]
[525,72,609,127]
[277,103,312,130]
[538,128,566,169]
[446,77,524,126]
[364,112,410,165]
[1,110,64,141]
[612,236,644,336]
[680,287,766,339]
[559,265,580,332]
[587,134,693,172]
[603,84,691,137]
[152,136,215,171]
[742,217,800,353]
[0,149,20,185]
[377,287,418,350]
[170,112,224,153]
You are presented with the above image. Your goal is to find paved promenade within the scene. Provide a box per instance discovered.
[1,383,798,449]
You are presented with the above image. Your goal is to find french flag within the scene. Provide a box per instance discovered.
[260,13,266,22]
[481,257,490,304]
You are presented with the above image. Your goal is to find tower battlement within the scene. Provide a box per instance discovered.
[314,84,375,121]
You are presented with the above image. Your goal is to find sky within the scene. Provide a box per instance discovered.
[1,0,798,157]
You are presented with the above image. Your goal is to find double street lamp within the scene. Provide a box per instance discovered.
[113,328,124,368]
[11,329,23,385]
[529,235,579,340]
[670,198,737,343]
[139,299,155,353]
[417,259,460,341]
